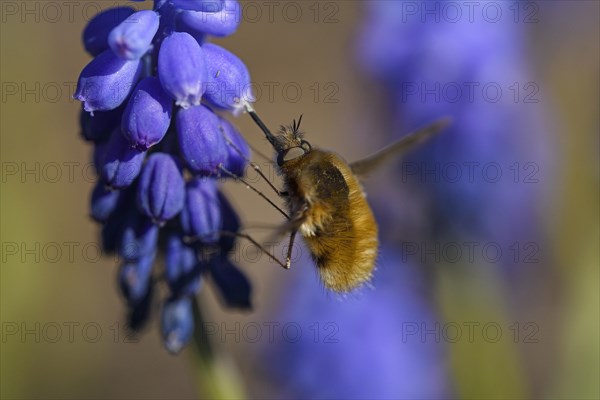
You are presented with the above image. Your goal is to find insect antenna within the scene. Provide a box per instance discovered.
[292,114,303,134]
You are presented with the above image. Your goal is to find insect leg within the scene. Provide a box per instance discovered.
[285,230,297,268]
[218,164,290,220]
[219,125,287,198]
[219,230,290,270]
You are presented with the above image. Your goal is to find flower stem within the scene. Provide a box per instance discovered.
[191,298,246,400]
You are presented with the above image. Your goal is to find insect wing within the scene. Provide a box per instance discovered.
[350,117,452,177]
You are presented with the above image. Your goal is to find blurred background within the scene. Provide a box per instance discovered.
[1,1,598,399]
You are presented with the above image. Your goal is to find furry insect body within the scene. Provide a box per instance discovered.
[281,150,378,292]
[244,104,450,293]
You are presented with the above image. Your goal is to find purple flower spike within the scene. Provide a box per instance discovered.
[203,43,254,112]
[171,0,224,12]
[90,183,121,222]
[74,49,142,113]
[82,7,135,56]
[161,296,194,354]
[158,32,208,108]
[178,0,241,37]
[101,129,146,189]
[180,178,222,243]
[209,256,251,310]
[119,252,155,305]
[120,212,160,261]
[75,0,257,350]
[122,77,173,150]
[109,10,160,60]
[137,153,185,223]
[165,234,203,297]
[176,105,227,175]
[219,117,250,176]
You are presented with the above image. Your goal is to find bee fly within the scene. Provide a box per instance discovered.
[219,104,450,293]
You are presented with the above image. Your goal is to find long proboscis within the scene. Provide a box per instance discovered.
[244,103,278,148]
[350,117,453,176]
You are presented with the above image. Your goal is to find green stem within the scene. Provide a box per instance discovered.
[190,298,246,400]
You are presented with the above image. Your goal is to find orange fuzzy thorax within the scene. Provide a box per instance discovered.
[281,150,378,292]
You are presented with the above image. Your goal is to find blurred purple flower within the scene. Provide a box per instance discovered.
[79,105,122,143]
[119,211,160,261]
[357,0,551,249]
[165,234,203,297]
[119,251,156,305]
[90,182,120,222]
[259,246,450,399]
[161,296,194,354]
[258,1,554,397]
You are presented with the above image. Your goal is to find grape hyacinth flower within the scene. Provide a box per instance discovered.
[259,246,451,399]
[259,2,553,398]
[352,0,552,397]
[356,0,551,250]
[75,0,255,354]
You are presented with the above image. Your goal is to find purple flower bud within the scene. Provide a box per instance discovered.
[219,117,250,176]
[174,19,206,45]
[161,296,194,354]
[90,182,120,222]
[109,10,160,60]
[218,191,240,252]
[74,49,143,113]
[177,0,241,37]
[180,178,221,243]
[101,187,135,253]
[176,105,228,175]
[127,278,154,332]
[203,43,254,112]
[80,106,123,143]
[154,1,179,39]
[137,153,185,223]
[119,252,155,305]
[102,214,124,254]
[209,256,251,309]
[158,32,208,108]
[165,234,203,297]
[171,0,224,12]
[101,129,146,189]
[120,212,160,261]
[82,7,135,56]
[92,141,109,176]
[122,77,173,150]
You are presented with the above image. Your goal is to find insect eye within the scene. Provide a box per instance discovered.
[277,146,305,166]
[300,140,312,152]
